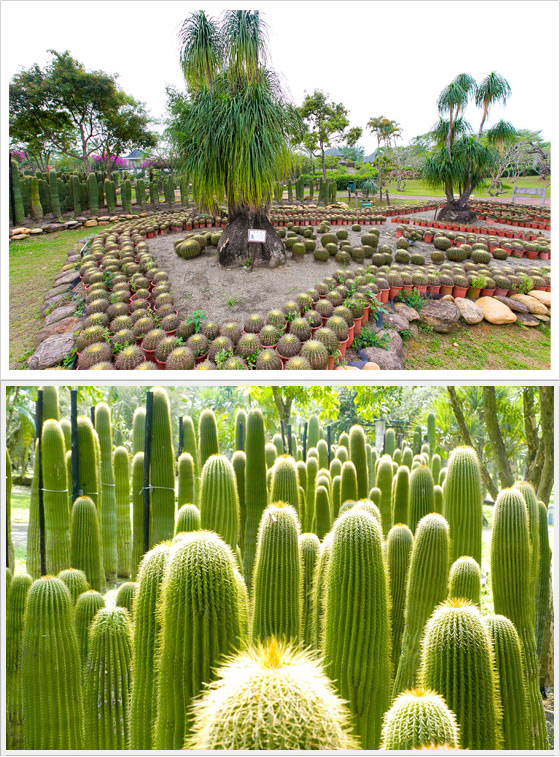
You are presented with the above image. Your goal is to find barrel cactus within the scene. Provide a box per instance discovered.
[380,688,460,750]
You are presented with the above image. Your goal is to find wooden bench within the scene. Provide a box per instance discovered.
[512,186,546,207]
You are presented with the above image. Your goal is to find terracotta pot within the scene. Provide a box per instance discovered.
[353,317,362,336]
[142,347,156,362]
[379,288,390,304]
[402,284,413,292]
[512,250,524,258]
[415,285,428,294]
[363,305,370,323]
[539,252,550,260]
[440,285,454,296]
[347,323,355,347]
[494,287,508,297]
[388,286,402,299]
[338,336,349,358]
[156,359,166,370]
[525,251,538,259]
[195,352,208,365]
[467,287,481,300]
[427,284,441,294]
[423,234,433,243]
[480,288,496,297]
[327,355,335,370]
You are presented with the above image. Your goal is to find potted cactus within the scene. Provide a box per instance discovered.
[376,276,390,304]
[466,273,485,300]
[387,272,403,300]
[439,273,454,296]
[452,274,469,298]
[480,276,496,297]
[427,272,440,294]
[347,298,365,336]
[412,271,428,294]
[325,315,349,357]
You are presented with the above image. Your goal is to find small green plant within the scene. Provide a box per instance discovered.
[226,295,239,307]
[399,289,426,312]
[244,349,261,369]
[514,275,534,295]
[215,347,234,369]
[353,326,390,352]
[187,309,207,333]
[62,347,78,369]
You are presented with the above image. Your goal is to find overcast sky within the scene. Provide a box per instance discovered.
[3,0,558,152]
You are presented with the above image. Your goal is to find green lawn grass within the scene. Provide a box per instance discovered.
[382,176,550,199]
[9,227,97,368]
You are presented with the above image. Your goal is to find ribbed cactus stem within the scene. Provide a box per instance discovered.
[394,513,449,696]
[427,412,436,452]
[448,555,481,605]
[443,446,483,565]
[265,442,277,469]
[433,484,443,513]
[232,450,246,551]
[515,481,540,620]
[57,567,89,603]
[199,454,240,551]
[153,532,245,748]
[175,503,201,534]
[114,445,131,577]
[375,454,393,536]
[77,416,100,509]
[300,533,320,648]
[74,589,105,665]
[313,485,331,539]
[177,452,196,506]
[349,424,368,498]
[332,475,341,515]
[340,459,358,505]
[198,408,219,468]
[419,599,503,749]
[317,439,329,470]
[94,404,117,580]
[115,581,138,616]
[22,577,85,749]
[323,510,391,749]
[431,452,441,483]
[380,688,460,750]
[69,502,101,596]
[6,573,33,749]
[307,414,321,451]
[6,450,15,572]
[387,524,414,670]
[182,416,200,498]
[149,388,176,547]
[41,385,60,421]
[41,419,71,574]
[305,456,319,532]
[251,503,301,644]
[536,500,551,658]
[132,407,145,454]
[384,428,396,456]
[84,607,132,749]
[490,488,548,748]
[10,160,26,224]
[311,532,333,650]
[485,614,530,749]
[392,465,409,526]
[270,455,300,512]
[235,410,247,450]
[408,465,435,532]
[402,446,413,469]
[243,409,267,590]
[131,452,144,577]
[26,442,41,578]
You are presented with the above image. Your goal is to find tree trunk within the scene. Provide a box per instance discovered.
[482,387,515,490]
[437,198,477,222]
[321,145,326,181]
[218,207,286,268]
[535,387,554,503]
[272,388,292,428]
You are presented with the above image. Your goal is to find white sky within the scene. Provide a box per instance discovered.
[2,0,558,151]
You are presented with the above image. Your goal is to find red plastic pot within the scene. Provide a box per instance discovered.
[388,286,402,299]
[428,284,441,294]
[379,288,390,304]
[353,317,362,336]
[440,285,454,296]
[363,305,370,324]
[142,347,156,362]
[338,336,349,358]
[156,359,166,370]
[415,285,428,294]
[347,323,355,348]
[195,352,208,365]
[494,288,509,297]
[423,234,433,243]
[402,284,413,293]
[539,252,550,260]
[525,251,538,259]
[327,355,335,370]
[480,287,496,297]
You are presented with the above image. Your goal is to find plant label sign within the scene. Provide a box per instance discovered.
[248,229,267,243]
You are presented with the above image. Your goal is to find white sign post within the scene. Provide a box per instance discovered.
[248,229,267,243]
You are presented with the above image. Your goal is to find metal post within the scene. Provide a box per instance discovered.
[70,390,80,502]
[36,390,46,576]
[90,406,95,425]
[238,421,244,451]
[143,391,154,554]
[302,422,308,461]
[280,420,286,453]
[287,424,292,456]
[178,416,184,459]
[327,425,332,465]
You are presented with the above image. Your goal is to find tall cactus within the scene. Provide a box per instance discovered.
[431,452,441,483]
[234,408,247,450]
[375,454,393,536]
[419,599,502,750]
[300,532,320,648]
[136,178,146,207]
[380,688,460,750]
[149,388,175,547]
[48,170,62,217]
[265,442,277,469]
[41,419,71,574]
[323,509,391,749]
[243,409,268,589]
[311,531,333,650]
[26,442,41,578]
[433,483,443,513]
[485,614,530,749]
[270,455,300,512]
[251,503,301,644]
[6,573,33,749]
[427,412,436,452]
[6,450,15,572]
[84,607,132,749]
[394,513,449,696]
[153,532,246,748]
[71,495,105,592]
[129,542,170,749]
[22,577,85,749]
[387,524,414,670]
[87,173,98,214]
[402,446,413,469]
[30,176,43,218]
[349,424,368,498]
[114,445,131,577]
[443,446,483,564]
[104,178,116,213]
[71,174,81,214]
[317,439,329,470]
[57,567,89,603]
[313,485,331,539]
[122,178,132,213]
[178,451,196,506]
[74,589,105,665]
[536,500,551,658]
[490,487,548,748]
[448,555,481,605]
[76,416,100,511]
[186,639,359,750]
[199,454,240,551]
[131,451,145,576]
[232,450,246,551]
[332,474,341,515]
[95,403,117,580]
[392,464,409,525]
[307,414,320,450]
[10,160,26,224]
[384,427,396,455]
[305,456,319,531]
[132,407,145,454]
[340,459,358,505]
[175,503,201,533]
[182,415,199,498]
[408,465,435,532]
[515,481,540,617]
[198,408,219,467]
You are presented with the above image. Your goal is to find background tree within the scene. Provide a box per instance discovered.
[367,116,402,148]
[168,10,297,267]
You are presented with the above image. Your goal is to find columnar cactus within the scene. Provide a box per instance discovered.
[340,459,358,505]
[307,414,321,451]
[300,533,320,648]
[76,417,100,515]
[6,573,33,749]
[316,438,328,470]
[131,451,145,577]
[6,450,15,572]
[384,427,396,456]
[387,524,414,670]
[153,532,245,748]
[305,456,319,532]
[270,455,300,512]
[490,488,548,748]
[57,567,89,604]
[443,446,482,565]
[485,614,530,749]
[175,503,201,533]
[251,503,301,644]
[84,607,132,749]
[273,433,284,456]
[136,178,146,207]
[448,555,481,605]
[114,445,131,577]
[349,424,368,498]
[95,403,117,580]
[71,495,105,592]
[536,500,551,658]
[431,452,441,483]
[41,419,71,574]
[116,581,138,615]
[332,474,341,515]
[41,384,60,421]
[30,175,43,218]
[186,639,359,750]
[394,513,449,696]
[427,412,436,453]
[27,442,41,578]
[177,452,196,506]
[87,172,98,214]
[232,450,246,550]
[132,407,145,454]
[419,599,502,750]
[234,409,247,450]
[199,454,240,551]
[129,542,170,749]
[74,589,105,665]
[149,388,176,547]
[375,454,394,536]
[104,178,116,213]
[402,446,413,469]
[22,577,85,749]
[380,688,460,750]
[265,442,277,469]
[392,465,409,526]
[10,160,26,224]
[313,484,331,539]
[408,465,435,532]
[433,484,443,514]
[198,408,219,468]
[323,509,391,749]
[122,178,132,213]
[515,481,540,614]
[243,409,268,590]
[182,415,200,498]
[311,532,333,650]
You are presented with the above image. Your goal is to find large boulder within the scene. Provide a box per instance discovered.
[419,300,459,333]
[493,295,529,313]
[509,293,548,315]
[28,332,76,369]
[516,312,541,327]
[393,303,420,322]
[527,289,551,307]
[359,347,404,370]
[475,297,516,325]
[382,312,410,332]
[44,302,77,327]
[455,297,483,324]
[33,316,82,347]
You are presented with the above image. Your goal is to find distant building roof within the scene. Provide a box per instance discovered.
[363,150,378,163]
[123,149,144,160]
[325,148,343,157]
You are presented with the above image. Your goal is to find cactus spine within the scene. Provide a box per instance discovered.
[408,465,435,532]
[380,688,460,750]
[387,524,414,670]
[485,614,530,749]
[6,573,33,749]
[251,503,301,644]
[114,445,131,577]
[153,532,245,748]
[300,532,320,648]
[349,424,368,498]
[198,408,219,468]
[443,446,482,564]
[232,450,246,550]
[131,451,145,576]
[95,403,117,580]
[41,419,71,574]
[270,455,300,512]
[177,451,196,506]
[129,542,170,749]
[394,513,449,696]
[84,607,132,749]
[175,503,201,533]
[448,555,481,605]
[74,589,105,665]
[22,577,85,749]
[199,454,240,551]
[419,599,502,749]
[243,409,268,589]
[375,454,393,536]
[186,639,359,750]
[392,464,409,526]
[149,388,175,547]
[323,510,391,749]
[490,488,548,748]
[71,495,105,592]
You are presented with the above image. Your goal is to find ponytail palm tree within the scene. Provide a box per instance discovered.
[169,10,297,267]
